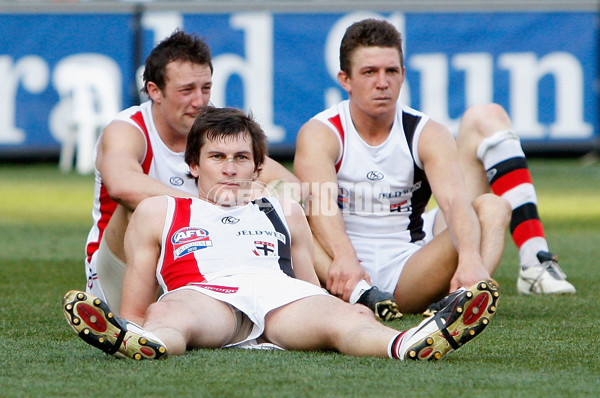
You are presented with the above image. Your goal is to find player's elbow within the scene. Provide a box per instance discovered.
[104,182,141,209]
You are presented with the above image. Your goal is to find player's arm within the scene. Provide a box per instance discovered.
[97,121,193,212]
[293,119,369,301]
[120,196,166,325]
[258,156,304,204]
[418,120,489,289]
[284,200,320,286]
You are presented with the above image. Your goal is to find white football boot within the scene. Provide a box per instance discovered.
[517,251,576,295]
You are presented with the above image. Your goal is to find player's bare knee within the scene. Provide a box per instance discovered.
[328,299,377,326]
[145,301,171,321]
[330,302,381,342]
[460,104,510,140]
[463,103,504,126]
[351,302,377,319]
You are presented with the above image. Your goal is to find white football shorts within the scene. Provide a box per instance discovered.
[348,207,438,293]
[158,267,329,348]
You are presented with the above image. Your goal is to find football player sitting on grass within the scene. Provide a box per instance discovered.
[63,106,499,361]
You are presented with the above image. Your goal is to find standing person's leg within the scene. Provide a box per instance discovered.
[456,103,575,295]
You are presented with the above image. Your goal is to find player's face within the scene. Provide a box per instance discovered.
[190,132,259,206]
[151,60,212,138]
[338,46,405,118]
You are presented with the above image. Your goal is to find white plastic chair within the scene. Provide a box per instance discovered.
[50,53,122,174]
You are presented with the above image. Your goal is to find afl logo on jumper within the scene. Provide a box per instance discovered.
[171,227,213,259]
[170,176,184,186]
[366,171,384,181]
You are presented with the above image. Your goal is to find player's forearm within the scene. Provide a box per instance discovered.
[448,201,483,265]
[107,173,193,211]
[307,210,357,262]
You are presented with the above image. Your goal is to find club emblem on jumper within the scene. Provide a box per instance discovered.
[169,176,184,186]
[86,266,98,289]
[338,186,349,210]
[366,170,384,181]
[253,240,275,256]
[390,199,409,213]
[221,216,240,224]
[171,227,213,259]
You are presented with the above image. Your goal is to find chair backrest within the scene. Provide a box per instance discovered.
[49,53,122,173]
[52,53,122,131]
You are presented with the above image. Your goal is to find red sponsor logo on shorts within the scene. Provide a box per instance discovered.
[188,283,238,294]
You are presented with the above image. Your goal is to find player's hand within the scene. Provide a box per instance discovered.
[450,258,490,291]
[326,253,370,302]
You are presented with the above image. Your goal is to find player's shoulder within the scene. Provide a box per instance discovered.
[420,117,453,140]
[298,116,334,139]
[101,118,146,149]
[296,115,341,159]
[128,196,170,236]
[300,101,345,133]
[137,195,169,215]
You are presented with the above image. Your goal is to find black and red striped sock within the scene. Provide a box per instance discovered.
[477,131,549,267]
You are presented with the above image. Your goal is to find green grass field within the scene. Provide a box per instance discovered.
[1,159,599,397]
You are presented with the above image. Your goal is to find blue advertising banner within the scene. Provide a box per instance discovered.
[1,9,597,168]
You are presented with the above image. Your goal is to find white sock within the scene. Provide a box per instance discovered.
[127,321,167,348]
[520,237,549,269]
[349,279,372,304]
[388,329,417,360]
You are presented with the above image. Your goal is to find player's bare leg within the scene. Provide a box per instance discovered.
[457,103,575,295]
[263,280,500,361]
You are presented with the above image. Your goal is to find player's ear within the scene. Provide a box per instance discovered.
[189,162,200,178]
[338,70,351,92]
[252,163,263,181]
[146,81,162,103]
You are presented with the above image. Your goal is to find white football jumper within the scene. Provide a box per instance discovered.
[158,196,327,347]
[85,100,197,301]
[312,100,433,292]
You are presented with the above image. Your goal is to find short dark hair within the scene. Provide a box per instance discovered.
[339,19,404,75]
[185,106,267,177]
[142,29,213,94]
